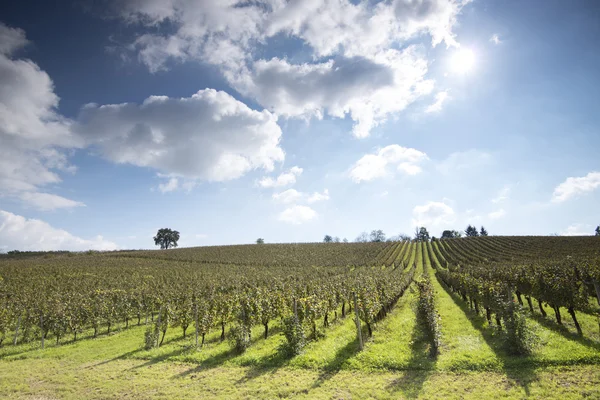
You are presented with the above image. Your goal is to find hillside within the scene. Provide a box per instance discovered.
[0,237,599,399]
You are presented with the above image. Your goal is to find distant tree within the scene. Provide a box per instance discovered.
[596,226,600,236]
[154,228,180,249]
[431,236,437,242]
[369,229,386,242]
[398,234,411,241]
[256,238,265,244]
[323,235,333,243]
[343,238,349,243]
[480,226,488,236]
[333,236,341,243]
[355,232,369,242]
[414,227,430,242]
[441,230,462,239]
[465,225,479,237]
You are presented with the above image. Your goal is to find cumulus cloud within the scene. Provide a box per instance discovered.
[425,90,450,113]
[231,48,433,138]
[109,0,470,137]
[561,223,593,236]
[411,201,456,228]
[490,34,501,45]
[350,145,428,182]
[551,171,600,203]
[0,23,83,210]
[272,188,303,204]
[488,208,506,220]
[259,166,303,188]
[277,205,317,224]
[273,188,330,204]
[0,210,118,251]
[75,89,284,182]
[307,189,330,203]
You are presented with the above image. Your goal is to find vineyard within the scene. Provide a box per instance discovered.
[1,237,600,399]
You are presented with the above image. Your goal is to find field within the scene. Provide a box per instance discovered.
[1,237,599,399]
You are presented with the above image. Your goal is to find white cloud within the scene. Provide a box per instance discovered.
[0,210,118,251]
[277,205,317,225]
[437,149,492,175]
[411,201,456,228]
[425,90,450,113]
[350,145,428,182]
[551,171,600,203]
[488,208,506,220]
[259,166,303,188]
[19,192,85,211]
[157,177,179,193]
[0,23,83,210]
[561,223,593,236]
[272,188,303,204]
[307,189,330,203]
[231,48,434,138]
[490,34,501,45]
[273,188,329,205]
[75,89,284,183]
[110,0,469,137]
[491,185,510,203]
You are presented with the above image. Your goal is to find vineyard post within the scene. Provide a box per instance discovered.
[353,292,363,351]
[13,315,21,346]
[194,301,199,347]
[156,307,162,348]
[40,315,44,349]
[293,298,298,319]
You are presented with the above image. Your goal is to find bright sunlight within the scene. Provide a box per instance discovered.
[450,48,476,74]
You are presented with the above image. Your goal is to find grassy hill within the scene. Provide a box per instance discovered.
[1,237,599,399]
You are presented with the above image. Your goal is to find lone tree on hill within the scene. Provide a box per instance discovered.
[596,226,600,236]
[256,238,265,244]
[323,235,333,243]
[480,226,488,236]
[369,230,386,242]
[465,225,479,237]
[153,228,180,249]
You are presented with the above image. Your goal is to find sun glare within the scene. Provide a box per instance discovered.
[450,48,476,74]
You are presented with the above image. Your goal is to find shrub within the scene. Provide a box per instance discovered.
[280,315,306,356]
[416,277,441,357]
[229,323,251,354]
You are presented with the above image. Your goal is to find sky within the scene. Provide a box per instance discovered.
[0,0,599,251]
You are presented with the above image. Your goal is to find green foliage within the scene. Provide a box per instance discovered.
[229,323,251,353]
[143,326,159,350]
[465,225,479,237]
[416,277,441,357]
[280,314,306,356]
[153,228,180,249]
[323,235,333,243]
[256,238,264,244]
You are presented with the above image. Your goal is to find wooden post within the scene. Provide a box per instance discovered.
[353,292,363,351]
[194,301,199,347]
[13,315,21,346]
[293,298,298,319]
[156,307,162,348]
[40,315,44,349]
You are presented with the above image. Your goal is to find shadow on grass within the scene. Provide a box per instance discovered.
[439,279,538,396]
[387,304,436,399]
[530,313,600,351]
[308,335,361,391]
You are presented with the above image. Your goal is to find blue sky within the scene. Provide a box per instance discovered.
[0,0,599,251]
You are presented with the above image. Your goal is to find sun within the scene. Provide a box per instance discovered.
[450,48,476,74]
